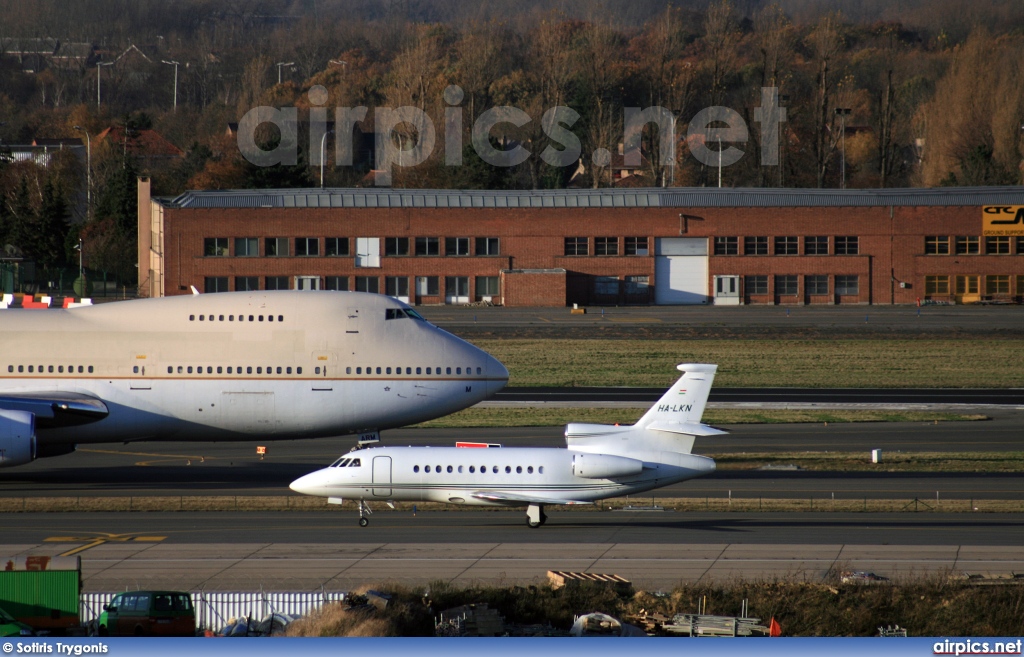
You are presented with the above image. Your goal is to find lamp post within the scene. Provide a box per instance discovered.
[329,59,347,77]
[73,126,91,221]
[276,61,294,85]
[96,61,113,108]
[161,60,180,111]
[319,129,334,189]
[835,107,851,189]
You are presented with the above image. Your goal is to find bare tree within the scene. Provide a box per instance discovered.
[753,3,793,185]
[807,12,845,188]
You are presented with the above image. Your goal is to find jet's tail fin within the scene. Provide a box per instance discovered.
[636,363,717,429]
[565,363,724,456]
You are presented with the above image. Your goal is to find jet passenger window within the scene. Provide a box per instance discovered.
[469,466,475,473]
[297,367,302,374]
[425,466,431,473]
[447,465,453,473]
[413,465,420,473]
[516,466,522,474]
[492,466,498,473]
[528,466,534,474]
[505,466,511,473]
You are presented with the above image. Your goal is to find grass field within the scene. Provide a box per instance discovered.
[472,338,1024,387]
[413,408,987,428]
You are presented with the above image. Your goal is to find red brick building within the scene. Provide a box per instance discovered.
[138,181,1024,306]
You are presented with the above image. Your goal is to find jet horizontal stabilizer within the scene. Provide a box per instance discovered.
[646,421,729,437]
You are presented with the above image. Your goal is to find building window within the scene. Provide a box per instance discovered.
[476,276,499,297]
[835,236,859,255]
[625,275,649,295]
[325,237,350,256]
[204,238,228,257]
[595,237,619,256]
[745,236,768,255]
[713,236,738,255]
[774,236,798,255]
[956,275,979,295]
[205,276,228,293]
[986,236,1010,254]
[925,276,950,295]
[1018,275,1024,296]
[955,236,979,255]
[235,276,259,291]
[775,275,797,295]
[805,236,828,255]
[564,237,588,256]
[445,276,469,300]
[475,237,500,256]
[325,276,348,291]
[295,237,319,257]
[925,236,950,255]
[445,237,470,256]
[625,237,648,255]
[986,275,1010,294]
[385,276,409,298]
[265,276,289,290]
[1017,237,1024,254]
[356,276,379,293]
[415,237,440,256]
[593,276,619,295]
[265,237,288,257]
[835,275,859,295]
[385,237,409,256]
[805,275,828,295]
[745,275,768,295]
[416,276,439,296]
[235,237,258,257]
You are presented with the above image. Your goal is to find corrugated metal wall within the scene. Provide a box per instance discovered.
[80,591,347,631]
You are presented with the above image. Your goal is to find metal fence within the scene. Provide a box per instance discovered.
[80,590,347,631]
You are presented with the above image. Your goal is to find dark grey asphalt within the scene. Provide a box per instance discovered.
[1,412,1022,499]
[2,510,1023,546]
[496,387,1024,404]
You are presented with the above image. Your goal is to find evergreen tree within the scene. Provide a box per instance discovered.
[36,178,70,270]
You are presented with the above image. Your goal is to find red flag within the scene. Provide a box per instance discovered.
[769,617,782,637]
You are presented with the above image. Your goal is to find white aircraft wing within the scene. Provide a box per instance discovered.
[470,491,593,506]
[0,392,109,428]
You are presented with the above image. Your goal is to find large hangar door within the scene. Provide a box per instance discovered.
[654,238,709,304]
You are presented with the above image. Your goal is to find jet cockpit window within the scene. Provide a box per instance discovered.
[349,458,361,467]
[331,457,350,468]
[385,308,409,320]
[405,308,426,321]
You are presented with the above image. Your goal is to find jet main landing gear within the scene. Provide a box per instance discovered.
[526,504,547,528]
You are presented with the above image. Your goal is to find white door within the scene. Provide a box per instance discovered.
[355,237,380,268]
[654,238,708,304]
[713,275,740,305]
[372,456,392,497]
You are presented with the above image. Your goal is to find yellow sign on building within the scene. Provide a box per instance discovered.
[982,206,1024,236]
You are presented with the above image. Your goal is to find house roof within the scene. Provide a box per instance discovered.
[96,126,183,158]
[157,186,1024,210]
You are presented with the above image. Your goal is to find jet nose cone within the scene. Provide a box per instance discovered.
[289,472,317,496]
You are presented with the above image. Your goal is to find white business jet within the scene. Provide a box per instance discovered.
[0,291,508,468]
[289,363,723,527]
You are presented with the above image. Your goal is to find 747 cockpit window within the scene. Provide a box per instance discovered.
[405,308,425,321]
[385,308,408,320]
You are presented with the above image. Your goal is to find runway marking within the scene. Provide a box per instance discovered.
[78,448,213,466]
[607,317,662,323]
[45,532,167,556]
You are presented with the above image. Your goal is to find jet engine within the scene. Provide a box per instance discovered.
[571,453,643,479]
[0,410,37,468]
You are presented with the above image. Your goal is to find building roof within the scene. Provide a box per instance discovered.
[158,186,1024,210]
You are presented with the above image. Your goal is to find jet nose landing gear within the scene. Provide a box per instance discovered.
[357,499,372,527]
[526,504,547,528]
